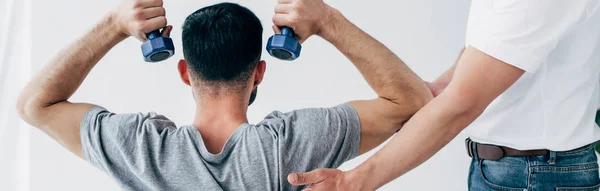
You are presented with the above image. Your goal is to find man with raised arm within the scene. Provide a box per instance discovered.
[17,0,431,190]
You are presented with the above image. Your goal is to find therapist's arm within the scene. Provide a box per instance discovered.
[287,46,524,190]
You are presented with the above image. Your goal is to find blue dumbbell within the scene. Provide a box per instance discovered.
[266,27,302,61]
[141,30,175,63]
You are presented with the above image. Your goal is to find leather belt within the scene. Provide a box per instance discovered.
[465,138,549,160]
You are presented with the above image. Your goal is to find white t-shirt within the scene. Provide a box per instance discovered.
[465,0,600,151]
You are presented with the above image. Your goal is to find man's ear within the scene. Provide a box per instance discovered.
[254,60,266,86]
[178,59,191,86]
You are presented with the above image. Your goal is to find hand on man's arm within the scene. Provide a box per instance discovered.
[16,0,170,158]
[272,0,432,155]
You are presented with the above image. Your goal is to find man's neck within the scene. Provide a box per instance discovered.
[193,95,249,154]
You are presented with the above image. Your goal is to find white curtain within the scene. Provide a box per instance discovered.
[0,0,31,190]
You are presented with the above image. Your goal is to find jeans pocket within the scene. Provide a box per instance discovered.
[479,160,527,191]
[550,163,600,191]
[556,182,600,191]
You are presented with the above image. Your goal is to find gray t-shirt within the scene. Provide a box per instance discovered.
[80,104,360,191]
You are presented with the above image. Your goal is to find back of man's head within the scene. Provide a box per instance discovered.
[182,3,263,92]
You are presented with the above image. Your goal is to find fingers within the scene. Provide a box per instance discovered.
[274,4,292,14]
[132,16,166,41]
[272,25,282,34]
[131,0,167,40]
[277,0,294,4]
[425,82,439,97]
[135,6,165,20]
[287,169,326,186]
[142,16,167,34]
[132,0,163,8]
[298,37,307,44]
[425,81,446,97]
[161,25,173,37]
[272,14,292,28]
[425,81,434,89]
[114,0,168,41]
[272,0,326,43]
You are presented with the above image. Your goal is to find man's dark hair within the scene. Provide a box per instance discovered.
[182,3,263,89]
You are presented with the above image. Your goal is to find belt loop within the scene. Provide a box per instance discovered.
[471,141,479,160]
[548,151,556,165]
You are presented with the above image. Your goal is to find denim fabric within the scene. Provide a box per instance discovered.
[468,144,600,191]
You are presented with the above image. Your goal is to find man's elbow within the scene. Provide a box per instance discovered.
[397,87,434,115]
[16,97,44,128]
[411,92,434,112]
[16,98,34,124]
[381,90,433,132]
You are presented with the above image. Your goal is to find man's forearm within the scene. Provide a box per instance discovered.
[319,11,430,105]
[17,14,126,122]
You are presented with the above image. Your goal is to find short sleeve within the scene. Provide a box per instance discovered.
[466,0,590,72]
[273,104,360,170]
[80,106,177,179]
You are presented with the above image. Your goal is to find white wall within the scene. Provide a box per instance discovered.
[26,0,471,190]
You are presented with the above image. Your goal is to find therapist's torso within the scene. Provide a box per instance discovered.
[465,0,600,151]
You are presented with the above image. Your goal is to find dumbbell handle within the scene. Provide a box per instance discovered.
[280,27,295,38]
[146,30,162,40]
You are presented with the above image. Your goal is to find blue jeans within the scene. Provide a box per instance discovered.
[468,144,600,191]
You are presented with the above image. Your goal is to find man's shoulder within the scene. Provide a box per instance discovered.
[254,104,357,131]
[103,109,179,133]
[253,110,286,132]
[256,108,310,128]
